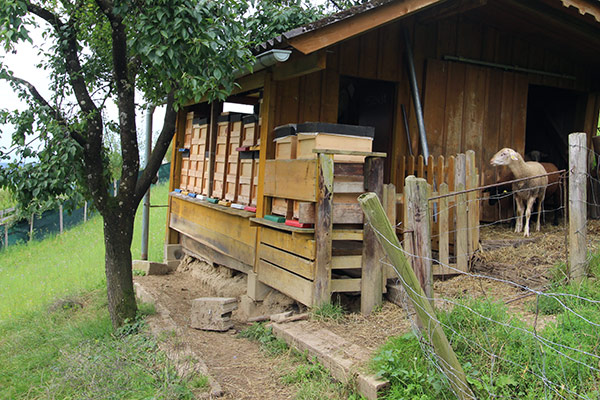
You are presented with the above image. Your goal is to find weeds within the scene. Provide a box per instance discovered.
[238,322,289,356]
[311,301,345,322]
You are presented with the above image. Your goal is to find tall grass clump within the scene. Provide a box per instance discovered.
[373,294,600,400]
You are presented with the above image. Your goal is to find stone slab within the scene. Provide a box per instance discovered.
[133,260,170,275]
[271,320,389,400]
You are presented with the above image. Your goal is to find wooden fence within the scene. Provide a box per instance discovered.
[396,150,480,275]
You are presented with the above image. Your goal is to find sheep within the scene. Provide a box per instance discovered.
[490,148,548,237]
[485,161,561,225]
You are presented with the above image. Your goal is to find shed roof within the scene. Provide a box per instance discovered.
[254,0,600,56]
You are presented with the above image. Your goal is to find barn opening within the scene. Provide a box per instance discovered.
[337,75,396,183]
[525,85,586,170]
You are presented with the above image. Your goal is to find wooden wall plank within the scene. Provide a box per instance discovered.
[339,37,360,77]
[260,227,316,260]
[377,23,401,81]
[423,59,448,156]
[359,30,379,80]
[463,65,487,154]
[259,243,315,280]
[263,159,317,202]
[512,74,529,154]
[257,259,314,306]
[301,71,323,122]
[444,62,466,155]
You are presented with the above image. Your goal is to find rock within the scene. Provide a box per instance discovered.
[132,260,170,275]
[190,297,238,332]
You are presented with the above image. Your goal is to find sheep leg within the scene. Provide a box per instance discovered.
[514,196,524,233]
[524,196,537,237]
[536,189,546,232]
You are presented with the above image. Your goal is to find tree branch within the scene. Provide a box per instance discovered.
[1,73,87,147]
[135,93,177,203]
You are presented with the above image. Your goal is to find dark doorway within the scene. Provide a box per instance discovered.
[525,85,585,170]
[338,76,396,182]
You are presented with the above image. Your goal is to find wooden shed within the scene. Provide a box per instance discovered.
[165,0,600,312]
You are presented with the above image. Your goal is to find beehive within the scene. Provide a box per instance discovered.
[212,114,231,199]
[241,115,259,147]
[225,114,243,201]
[295,122,374,162]
[274,124,297,160]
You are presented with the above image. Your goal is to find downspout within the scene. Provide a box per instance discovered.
[141,104,155,261]
[403,28,429,163]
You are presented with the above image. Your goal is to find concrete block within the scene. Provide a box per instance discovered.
[247,271,272,301]
[133,260,170,275]
[166,260,180,272]
[164,244,183,262]
[133,282,155,304]
[190,297,237,331]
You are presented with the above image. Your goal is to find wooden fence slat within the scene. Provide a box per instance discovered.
[438,183,450,274]
[456,183,468,273]
[417,155,425,178]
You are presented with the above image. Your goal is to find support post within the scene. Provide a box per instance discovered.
[383,183,397,280]
[313,152,334,306]
[59,204,64,234]
[84,201,87,222]
[358,192,475,400]
[141,105,155,261]
[403,176,433,300]
[361,157,385,315]
[569,132,588,282]
[4,224,7,248]
[29,214,34,242]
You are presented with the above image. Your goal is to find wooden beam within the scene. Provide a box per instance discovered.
[273,51,327,81]
[287,0,448,55]
[165,109,188,246]
[313,153,334,306]
[417,0,487,23]
[256,72,277,219]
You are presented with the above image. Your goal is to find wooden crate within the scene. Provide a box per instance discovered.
[295,122,374,162]
[273,124,297,160]
[225,115,243,201]
[237,152,255,205]
[242,115,258,147]
[212,114,231,199]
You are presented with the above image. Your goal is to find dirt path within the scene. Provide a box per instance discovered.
[136,273,299,400]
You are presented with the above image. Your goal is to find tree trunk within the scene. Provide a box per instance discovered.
[103,210,137,328]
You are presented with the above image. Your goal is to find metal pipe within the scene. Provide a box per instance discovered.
[403,28,429,163]
[141,104,155,260]
[443,55,576,81]
[401,104,413,156]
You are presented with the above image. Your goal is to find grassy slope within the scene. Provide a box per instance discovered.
[0,182,205,399]
[0,182,169,320]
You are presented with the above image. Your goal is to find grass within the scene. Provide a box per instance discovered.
[238,323,364,399]
[372,280,600,400]
[0,182,169,320]
[0,188,15,209]
[310,301,346,322]
[0,181,206,399]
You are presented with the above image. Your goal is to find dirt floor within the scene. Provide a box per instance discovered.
[135,220,600,399]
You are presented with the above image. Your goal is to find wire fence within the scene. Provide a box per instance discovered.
[372,133,600,399]
[0,163,171,249]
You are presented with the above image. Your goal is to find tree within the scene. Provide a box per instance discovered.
[0,0,332,329]
[0,0,254,328]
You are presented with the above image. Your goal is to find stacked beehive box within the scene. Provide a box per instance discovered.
[179,112,194,191]
[237,115,259,206]
[291,122,374,222]
[224,114,243,201]
[190,117,209,194]
[271,124,297,217]
[212,114,232,199]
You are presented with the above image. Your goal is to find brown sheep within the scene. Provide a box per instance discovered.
[490,148,548,237]
[485,162,561,225]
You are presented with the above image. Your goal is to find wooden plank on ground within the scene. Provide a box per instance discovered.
[259,243,315,280]
[257,259,313,306]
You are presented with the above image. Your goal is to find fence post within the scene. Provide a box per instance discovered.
[59,204,64,234]
[29,214,34,242]
[404,176,433,300]
[358,192,475,400]
[313,152,334,307]
[569,132,588,282]
[383,183,397,281]
[84,201,88,222]
[361,156,384,315]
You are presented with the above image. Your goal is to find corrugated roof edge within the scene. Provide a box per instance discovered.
[252,0,396,54]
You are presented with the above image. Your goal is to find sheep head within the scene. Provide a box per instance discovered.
[490,148,521,166]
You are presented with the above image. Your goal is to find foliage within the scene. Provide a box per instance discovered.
[310,301,345,322]
[0,187,15,209]
[237,322,289,356]
[374,295,600,399]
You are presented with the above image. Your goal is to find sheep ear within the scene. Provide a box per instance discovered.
[510,154,518,161]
